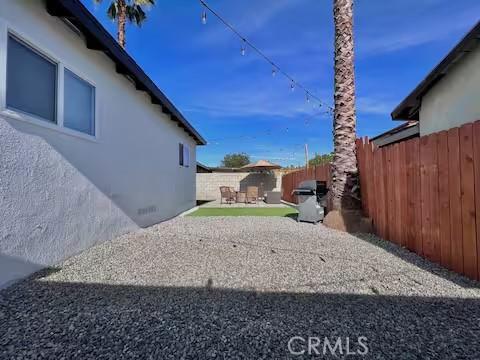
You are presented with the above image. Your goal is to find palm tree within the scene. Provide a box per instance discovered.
[330,0,359,210]
[95,0,155,49]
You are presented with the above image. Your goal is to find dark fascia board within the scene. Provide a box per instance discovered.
[196,162,212,173]
[371,123,419,148]
[391,21,480,121]
[209,167,245,173]
[370,121,418,141]
[45,0,206,145]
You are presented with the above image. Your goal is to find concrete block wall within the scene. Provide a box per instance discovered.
[196,171,284,200]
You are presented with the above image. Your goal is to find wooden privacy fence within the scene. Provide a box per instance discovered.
[357,120,480,281]
[281,164,331,203]
[281,120,480,281]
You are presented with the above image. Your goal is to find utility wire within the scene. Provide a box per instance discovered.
[199,0,333,111]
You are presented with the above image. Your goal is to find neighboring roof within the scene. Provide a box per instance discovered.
[44,0,206,145]
[205,166,284,173]
[392,21,480,121]
[371,121,419,147]
[207,167,245,173]
[196,162,212,173]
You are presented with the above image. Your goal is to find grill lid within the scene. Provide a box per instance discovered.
[297,180,318,191]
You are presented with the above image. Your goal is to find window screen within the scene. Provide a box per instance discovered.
[6,35,57,122]
[64,69,95,135]
[183,145,190,167]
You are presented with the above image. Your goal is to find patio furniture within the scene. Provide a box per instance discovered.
[265,191,281,204]
[246,186,258,204]
[236,191,247,203]
[219,186,236,204]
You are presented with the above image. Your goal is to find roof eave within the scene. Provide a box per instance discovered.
[45,0,206,145]
[391,21,480,121]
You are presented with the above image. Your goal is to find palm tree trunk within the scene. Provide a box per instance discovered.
[331,0,359,210]
[117,0,127,49]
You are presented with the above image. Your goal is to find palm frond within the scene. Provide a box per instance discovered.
[134,0,155,5]
[106,2,118,19]
[134,5,147,25]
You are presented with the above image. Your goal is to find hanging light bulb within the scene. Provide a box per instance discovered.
[201,9,207,24]
[306,93,310,103]
[271,67,277,77]
[241,40,246,56]
[290,81,295,92]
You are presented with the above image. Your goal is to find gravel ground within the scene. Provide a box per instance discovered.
[1,216,480,359]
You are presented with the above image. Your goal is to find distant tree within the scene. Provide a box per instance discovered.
[221,153,250,168]
[94,0,155,49]
[309,152,334,167]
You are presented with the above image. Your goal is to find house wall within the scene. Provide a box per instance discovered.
[196,171,283,201]
[0,0,197,288]
[419,45,480,135]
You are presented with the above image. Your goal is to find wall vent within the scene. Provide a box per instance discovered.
[137,206,157,216]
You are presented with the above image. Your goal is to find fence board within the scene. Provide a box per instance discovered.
[437,131,451,269]
[412,139,422,254]
[448,127,464,274]
[359,138,370,216]
[381,148,389,240]
[430,133,441,263]
[387,146,396,242]
[405,139,416,251]
[393,144,403,246]
[420,135,433,260]
[460,123,478,279]
[474,120,480,280]
[398,141,408,247]
[366,141,376,218]
[375,147,384,237]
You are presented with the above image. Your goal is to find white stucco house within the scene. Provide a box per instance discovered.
[392,21,480,135]
[0,0,206,287]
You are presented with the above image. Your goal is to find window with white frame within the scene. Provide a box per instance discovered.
[3,32,96,137]
[6,34,57,123]
[64,68,95,135]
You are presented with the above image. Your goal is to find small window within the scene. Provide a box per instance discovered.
[64,69,95,135]
[179,143,190,167]
[6,35,57,122]
[179,143,184,166]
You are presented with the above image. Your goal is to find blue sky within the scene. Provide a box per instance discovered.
[82,0,479,167]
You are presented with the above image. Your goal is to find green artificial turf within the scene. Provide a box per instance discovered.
[188,207,298,217]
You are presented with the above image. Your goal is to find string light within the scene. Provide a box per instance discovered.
[201,9,207,24]
[240,40,246,56]
[306,93,310,103]
[198,0,333,112]
[208,110,330,144]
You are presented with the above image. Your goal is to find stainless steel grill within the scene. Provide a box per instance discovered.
[292,180,328,224]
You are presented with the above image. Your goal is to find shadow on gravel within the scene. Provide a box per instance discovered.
[1,280,479,359]
[354,233,480,290]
